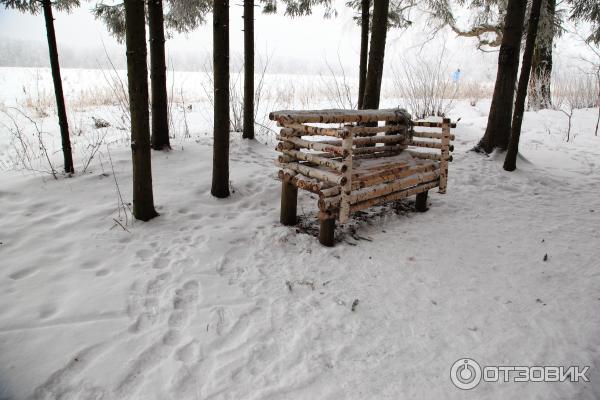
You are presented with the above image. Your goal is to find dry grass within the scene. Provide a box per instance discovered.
[455,80,493,106]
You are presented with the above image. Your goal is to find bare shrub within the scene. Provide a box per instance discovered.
[229,61,245,133]
[106,144,132,229]
[573,28,600,136]
[198,52,278,141]
[391,50,457,119]
[197,58,215,128]
[165,64,194,143]
[1,107,57,178]
[321,54,356,110]
[69,86,118,110]
[527,70,552,110]
[98,42,130,131]
[21,69,53,118]
[168,85,192,143]
[252,54,281,143]
[456,80,491,106]
[298,81,317,109]
[79,124,109,174]
[552,73,597,141]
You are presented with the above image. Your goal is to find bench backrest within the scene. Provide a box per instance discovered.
[271,108,454,222]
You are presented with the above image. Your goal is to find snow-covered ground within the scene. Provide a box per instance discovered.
[0,67,599,399]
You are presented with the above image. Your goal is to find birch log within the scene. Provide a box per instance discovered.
[283,149,346,172]
[354,163,436,190]
[350,181,439,213]
[316,135,407,148]
[277,136,347,156]
[352,145,404,155]
[413,121,457,128]
[318,163,434,199]
[277,154,295,164]
[413,130,456,141]
[339,133,354,223]
[281,162,346,186]
[270,109,411,124]
[278,169,323,194]
[278,124,347,138]
[408,140,443,149]
[275,141,295,152]
[439,118,451,193]
[345,124,407,136]
[320,169,439,209]
[406,150,454,162]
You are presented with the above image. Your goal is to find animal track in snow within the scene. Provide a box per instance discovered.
[8,266,38,280]
[115,279,201,397]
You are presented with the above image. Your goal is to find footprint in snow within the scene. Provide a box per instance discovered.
[9,266,38,280]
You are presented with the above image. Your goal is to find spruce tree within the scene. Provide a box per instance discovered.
[148,0,170,150]
[242,0,254,139]
[350,0,452,109]
[362,0,390,110]
[505,0,544,170]
[1,0,76,174]
[476,0,527,153]
[211,0,230,198]
[124,0,158,221]
[95,0,211,151]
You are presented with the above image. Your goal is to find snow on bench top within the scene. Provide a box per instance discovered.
[269,109,411,123]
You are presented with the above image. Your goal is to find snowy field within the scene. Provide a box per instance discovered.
[0,66,599,399]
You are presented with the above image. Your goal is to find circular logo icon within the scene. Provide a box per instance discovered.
[450,358,482,390]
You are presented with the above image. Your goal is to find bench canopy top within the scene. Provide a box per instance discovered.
[269,108,411,124]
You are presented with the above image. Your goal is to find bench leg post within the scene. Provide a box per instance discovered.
[319,218,335,247]
[415,190,429,212]
[280,180,298,226]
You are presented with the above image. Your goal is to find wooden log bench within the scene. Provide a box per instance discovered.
[270,108,455,246]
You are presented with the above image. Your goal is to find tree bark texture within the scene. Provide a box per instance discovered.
[358,0,370,109]
[211,0,231,198]
[477,0,527,153]
[243,0,254,139]
[124,0,158,221]
[42,0,74,174]
[148,0,171,150]
[528,0,555,110]
[362,0,389,110]
[504,0,543,171]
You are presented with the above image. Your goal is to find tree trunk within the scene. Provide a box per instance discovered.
[362,0,389,110]
[41,0,74,174]
[504,0,543,171]
[594,69,599,136]
[357,0,370,110]
[476,0,527,153]
[211,0,230,198]
[537,0,553,110]
[528,0,554,110]
[528,48,541,110]
[148,0,171,150]
[124,0,158,221]
[243,0,254,139]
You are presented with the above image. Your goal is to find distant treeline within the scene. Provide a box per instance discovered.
[0,37,323,74]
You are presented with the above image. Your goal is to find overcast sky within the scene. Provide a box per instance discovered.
[0,3,369,69]
[0,2,595,78]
